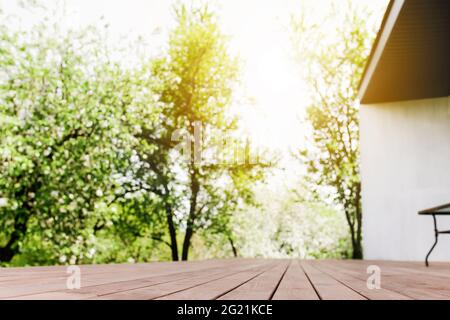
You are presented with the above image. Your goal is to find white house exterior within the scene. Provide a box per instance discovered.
[358,0,450,261]
[361,96,450,261]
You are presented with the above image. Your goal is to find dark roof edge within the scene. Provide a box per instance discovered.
[357,0,394,91]
[357,0,405,103]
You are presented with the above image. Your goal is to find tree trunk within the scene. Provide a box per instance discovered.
[350,219,363,259]
[182,178,199,260]
[181,122,200,261]
[182,186,197,261]
[0,240,19,263]
[354,183,363,259]
[352,240,363,259]
[165,203,179,261]
[181,227,193,261]
[228,236,238,258]
[0,209,30,263]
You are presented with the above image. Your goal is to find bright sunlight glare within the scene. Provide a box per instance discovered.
[2,0,388,185]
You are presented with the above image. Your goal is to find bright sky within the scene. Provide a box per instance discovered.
[1,0,388,186]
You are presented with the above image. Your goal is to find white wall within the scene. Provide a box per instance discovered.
[361,96,450,261]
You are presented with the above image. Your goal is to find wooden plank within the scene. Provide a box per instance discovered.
[3,259,258,300]
[217,260,289,300]
[88,260,272,300]
[376,260,450,280]
[311,261,411,300]
[372,260,450,299]
[327,260,450,300]
[300,261,366,300]
[271,260,319,300]
[0,259,236,285]
[157,262,277,300]
[3,259,450,300]
[345,261,450,300]
[71,259,259,296]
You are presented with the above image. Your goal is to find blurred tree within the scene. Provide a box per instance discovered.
[0,2,272,265]
[0,14,135,263]
[291,3,379,259]
[230,183,351,259]
[144,4,269,261]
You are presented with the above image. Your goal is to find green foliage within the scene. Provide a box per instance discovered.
[136,3,270,261]
[0,13,138,264]
[0,3,270,266]
[291,1,380,259]
[0,1,372,266]
[230,185,351,259]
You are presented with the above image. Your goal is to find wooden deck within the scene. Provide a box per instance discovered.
[1,259,450,300]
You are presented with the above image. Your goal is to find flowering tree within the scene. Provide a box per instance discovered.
[291,3,379,259]
[0,17,134,263]
[134,4,270,261]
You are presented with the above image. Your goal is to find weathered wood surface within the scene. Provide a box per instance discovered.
[1,259,449,300]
